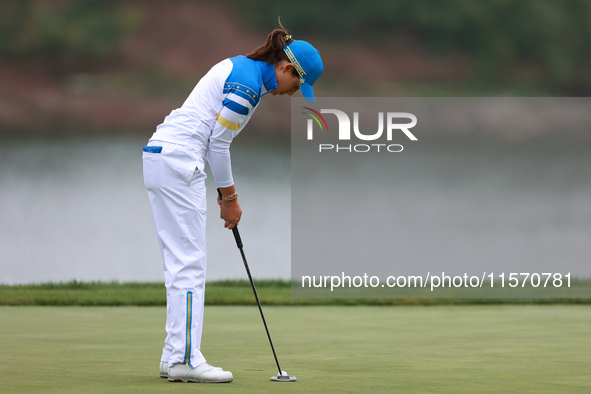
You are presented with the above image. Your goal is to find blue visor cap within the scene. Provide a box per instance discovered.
[283,40,324,103]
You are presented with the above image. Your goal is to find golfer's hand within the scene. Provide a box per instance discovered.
[220,199,242,229]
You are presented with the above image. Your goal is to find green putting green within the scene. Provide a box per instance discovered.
[1,306,590,393]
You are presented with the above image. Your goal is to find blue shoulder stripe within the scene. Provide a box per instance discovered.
[223,98,249,116]
[223,82,258,107]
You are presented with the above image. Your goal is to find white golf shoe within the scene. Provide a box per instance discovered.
[167,362,233,383]
[159,361,168,378]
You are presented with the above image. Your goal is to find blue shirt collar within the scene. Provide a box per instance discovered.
[259,61,277,95]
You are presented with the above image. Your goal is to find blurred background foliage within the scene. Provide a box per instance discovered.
[1,0,590,89]
[0,0,143,73]
[1,0,591,134]
[237,0,591,94]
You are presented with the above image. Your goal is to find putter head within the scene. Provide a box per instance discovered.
[270,371,297,382]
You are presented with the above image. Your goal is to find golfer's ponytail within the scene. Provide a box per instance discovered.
[247,18,294,63]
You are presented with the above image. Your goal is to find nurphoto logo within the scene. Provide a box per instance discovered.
[302,108,418,153]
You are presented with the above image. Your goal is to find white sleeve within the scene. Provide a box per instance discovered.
[207,92,255,187]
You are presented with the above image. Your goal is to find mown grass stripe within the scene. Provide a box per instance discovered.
[0,280,590,306]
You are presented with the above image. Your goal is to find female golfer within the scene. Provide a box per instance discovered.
[142,23,323,383]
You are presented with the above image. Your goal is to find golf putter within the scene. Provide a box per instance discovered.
[217,189,297,382]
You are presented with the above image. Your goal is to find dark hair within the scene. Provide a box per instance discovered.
[246,18,298,76]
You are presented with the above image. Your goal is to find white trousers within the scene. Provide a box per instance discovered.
[143,140,208,367]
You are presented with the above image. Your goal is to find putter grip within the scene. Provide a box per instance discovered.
[217,188,243,249]
[232,226,243,249]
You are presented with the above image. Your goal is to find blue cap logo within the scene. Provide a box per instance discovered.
[283,40,324,103]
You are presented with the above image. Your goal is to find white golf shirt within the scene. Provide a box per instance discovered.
[150,56,278,187]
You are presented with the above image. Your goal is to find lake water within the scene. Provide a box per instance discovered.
[0,135,291,285]
[292,133,591,290]
[1,133,590,285]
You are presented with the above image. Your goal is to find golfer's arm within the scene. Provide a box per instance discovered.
[207,97,251,188]
[207,145,234,188]
[207,120,238,189]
